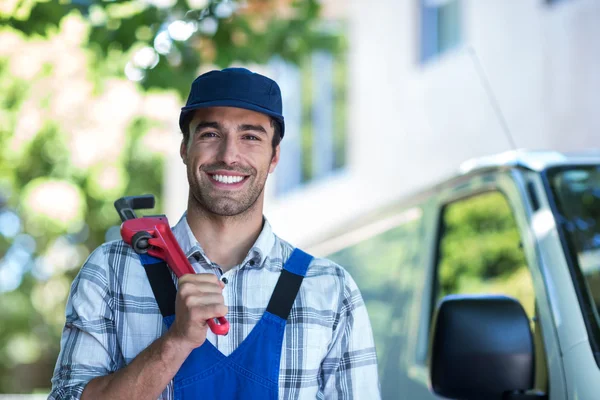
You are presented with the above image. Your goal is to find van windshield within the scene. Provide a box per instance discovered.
[548,165,600,343]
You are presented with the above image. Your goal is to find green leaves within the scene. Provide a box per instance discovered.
[4,0,342,99]
[0,0,341,392]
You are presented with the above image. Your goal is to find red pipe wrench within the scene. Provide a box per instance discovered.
[114,195,229,336]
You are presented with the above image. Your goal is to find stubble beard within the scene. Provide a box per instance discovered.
[187,164,267,218]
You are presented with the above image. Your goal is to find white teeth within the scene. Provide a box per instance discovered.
[212,174,244,184]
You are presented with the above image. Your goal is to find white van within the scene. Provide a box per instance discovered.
[309,150,600,400]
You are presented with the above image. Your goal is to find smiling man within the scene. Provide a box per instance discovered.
[49,68,381,399]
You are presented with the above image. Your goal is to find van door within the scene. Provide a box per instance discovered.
[323,203,433,399]
[406,169,562,399]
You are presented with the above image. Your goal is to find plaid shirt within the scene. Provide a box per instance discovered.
[49,214,380,399]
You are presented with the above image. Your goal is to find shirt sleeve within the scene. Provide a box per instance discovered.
[319,269,381,399]
[49,245,120,399]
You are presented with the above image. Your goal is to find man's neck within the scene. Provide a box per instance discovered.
[185,204,264,272]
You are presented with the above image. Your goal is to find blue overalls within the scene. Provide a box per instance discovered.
[139,248,313,399]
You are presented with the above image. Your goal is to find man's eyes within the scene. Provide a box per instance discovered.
[197,132,261,140]
[243,134,261,141]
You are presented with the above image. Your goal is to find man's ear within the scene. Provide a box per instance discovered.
[269,144,280,174]
[180,138,188,165]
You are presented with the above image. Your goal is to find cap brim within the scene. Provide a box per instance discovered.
[179,99,285,137]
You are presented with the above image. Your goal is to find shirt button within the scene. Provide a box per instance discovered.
[221,276,228,284]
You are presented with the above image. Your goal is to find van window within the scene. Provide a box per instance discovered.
[327,207,424,397]
[548,166,600,346]
[434,191,535,320]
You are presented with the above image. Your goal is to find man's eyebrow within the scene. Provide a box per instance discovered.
[193,121,221,133]
[238,124,267,135]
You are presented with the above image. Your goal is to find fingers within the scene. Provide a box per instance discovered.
[205,303,228,319]
[183,302,228,325]
[177,273,228,318]
[179,272,221,285]
[178,273,224,294]
[170,273,227,348]
[182,292,224,308]
[179,281,223,296]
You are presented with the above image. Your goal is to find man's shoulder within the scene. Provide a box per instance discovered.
[74,239,150,303]
[88,238,137,260]
[307,254,349,279]
[277,236,352,283]
[80,239,141,276]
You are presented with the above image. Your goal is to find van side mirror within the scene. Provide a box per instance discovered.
[428,295,546,400]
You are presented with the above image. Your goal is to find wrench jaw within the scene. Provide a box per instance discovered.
[114,194,156,222]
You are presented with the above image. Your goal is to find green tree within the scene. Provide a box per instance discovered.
[2,0,341,98]
[0,0,341,393]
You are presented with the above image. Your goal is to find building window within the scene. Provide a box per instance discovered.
[420,0,462,64]
[268,50,348,196]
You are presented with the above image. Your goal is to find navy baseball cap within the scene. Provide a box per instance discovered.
[179,68,285,138]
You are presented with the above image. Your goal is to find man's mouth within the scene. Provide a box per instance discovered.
[211,174,245,184]
[206,172,249,187]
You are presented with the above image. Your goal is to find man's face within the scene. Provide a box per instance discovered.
[181,106,280,217]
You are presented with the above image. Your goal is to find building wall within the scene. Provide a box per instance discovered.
[165,0,600,250]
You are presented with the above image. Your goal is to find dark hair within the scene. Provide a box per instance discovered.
[182,118,191,146]
[182,115,282,153]
[270,117,282,150]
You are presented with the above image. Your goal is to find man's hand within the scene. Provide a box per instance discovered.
[168,273,228,351]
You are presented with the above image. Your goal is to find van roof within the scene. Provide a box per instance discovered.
[458,149,600,175]
[308,149,600,255]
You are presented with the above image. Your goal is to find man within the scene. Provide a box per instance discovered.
[50,68,380,399]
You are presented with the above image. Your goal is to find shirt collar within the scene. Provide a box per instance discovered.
[172,212,275,270]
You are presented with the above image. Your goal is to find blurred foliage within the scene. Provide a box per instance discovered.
[0,53,164,391]
[2,0,343,98]
[0,0,340,393]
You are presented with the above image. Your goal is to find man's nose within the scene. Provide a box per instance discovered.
[216,136,240,165]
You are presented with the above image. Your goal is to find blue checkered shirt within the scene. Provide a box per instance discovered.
[49,215,380,399]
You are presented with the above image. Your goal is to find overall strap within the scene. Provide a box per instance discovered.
[139,254,177,317]
[266,248,314,320]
